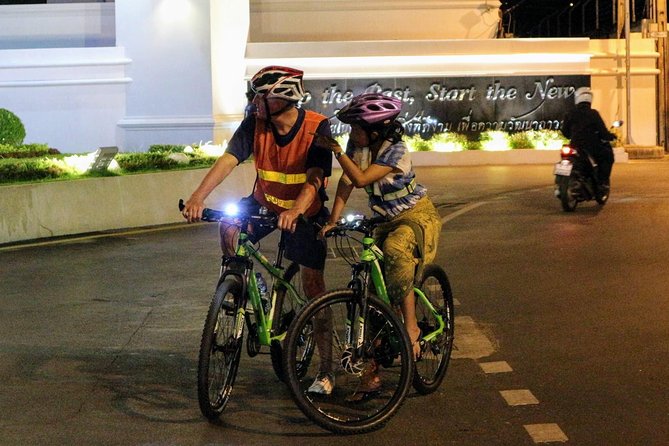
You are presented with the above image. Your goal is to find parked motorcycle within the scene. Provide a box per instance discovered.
[554,120,622,212]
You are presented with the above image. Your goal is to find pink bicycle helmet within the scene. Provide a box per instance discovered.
[336,93,402,127]
[250,66,305,102]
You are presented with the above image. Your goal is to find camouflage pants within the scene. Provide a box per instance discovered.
[374,196,442,304]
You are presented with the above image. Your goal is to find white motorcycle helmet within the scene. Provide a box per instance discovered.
[574,87,593,105]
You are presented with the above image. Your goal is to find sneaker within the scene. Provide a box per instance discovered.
[307,372,334,395]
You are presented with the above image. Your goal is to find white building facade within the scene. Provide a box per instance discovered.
[0,0,661,153]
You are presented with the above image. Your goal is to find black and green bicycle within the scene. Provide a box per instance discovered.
[283,213,455,434]
[178,199,313,420]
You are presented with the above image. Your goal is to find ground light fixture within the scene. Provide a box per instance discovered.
[61,146,118,174]
[88,146,119,172]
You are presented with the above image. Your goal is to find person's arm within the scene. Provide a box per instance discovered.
[183,153,238,222]
[313,134,392,187]
[318,176,354,239]
[277,166,324,232]
[183,118,253,222]
[335,150,393,188]
[594,111,616,141]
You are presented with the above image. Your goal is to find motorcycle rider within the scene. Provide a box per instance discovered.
[562,87,616,195]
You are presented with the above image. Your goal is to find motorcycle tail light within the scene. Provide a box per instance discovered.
[561,145,576,158]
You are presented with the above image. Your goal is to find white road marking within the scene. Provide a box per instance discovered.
[500,389,539,406]
[479,361,513,374]
[524,423,569,443]
[451,316,496,359]
[440,201,488,224]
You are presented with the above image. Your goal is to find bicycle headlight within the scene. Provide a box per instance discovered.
[224,203,240,216]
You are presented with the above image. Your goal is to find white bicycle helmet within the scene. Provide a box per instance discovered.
[574,87,593,105]
[250,66,305,102]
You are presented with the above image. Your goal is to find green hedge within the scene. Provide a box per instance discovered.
[0,143,52,158]
[0,158,73,183]
[148,144,187,154]
[0,144,220,184]
[115,152,180,172]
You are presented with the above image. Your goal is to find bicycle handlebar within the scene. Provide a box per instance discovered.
[324,214,387,238]
[178,199,278,226]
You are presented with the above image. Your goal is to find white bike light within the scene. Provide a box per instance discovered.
[224,203,240,216]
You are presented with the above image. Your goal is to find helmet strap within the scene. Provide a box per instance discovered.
[269,100,295,117]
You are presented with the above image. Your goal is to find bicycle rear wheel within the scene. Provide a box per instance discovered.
[269,262,307,381]
[413,263,455,394]
[283,290,413,434]
[197,276,244,419]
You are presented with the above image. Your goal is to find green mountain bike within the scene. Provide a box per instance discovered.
[178,199,313,420]
[283,213,455,434]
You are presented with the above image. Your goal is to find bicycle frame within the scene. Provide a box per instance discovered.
[222,224,305,347]
[346,232,446,352]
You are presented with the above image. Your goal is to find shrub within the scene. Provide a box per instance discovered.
[0,158,73,184]
[405,135,433,152]
[0,143,51,158]
[115,152,179,172]
[526,130,566,150]
[429,132,468,152]
[148,144,187,154]
[0,109,26,146]
[509,131,534,149]
[479,131,511,151]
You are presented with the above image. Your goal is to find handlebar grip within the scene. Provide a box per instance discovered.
[178,198,225,222]
[201,208,225,222]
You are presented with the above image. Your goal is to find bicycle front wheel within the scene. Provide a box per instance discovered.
[197,276,244,420]
[283,290,413,434]
[413,263,455,394]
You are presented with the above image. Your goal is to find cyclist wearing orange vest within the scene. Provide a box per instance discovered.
[183,65,332,300]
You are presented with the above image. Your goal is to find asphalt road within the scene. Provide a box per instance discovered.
[2,160,669,445]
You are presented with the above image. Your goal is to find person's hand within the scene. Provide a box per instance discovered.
[312,133,341,153]
[318,221,337,240]
[277,208,301,233]
[182,197,205,223]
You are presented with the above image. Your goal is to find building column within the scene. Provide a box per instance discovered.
[210,0,249,144]
[115,0,214,151]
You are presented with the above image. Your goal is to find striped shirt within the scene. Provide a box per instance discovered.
[345,139,426,218]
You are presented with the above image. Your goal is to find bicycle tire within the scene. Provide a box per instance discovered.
[269,261,306,381]
[197,276,244,420]
[412,263,455,395]
[283,289,413,434]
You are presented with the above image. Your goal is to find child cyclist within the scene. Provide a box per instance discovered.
[314,92,442,398]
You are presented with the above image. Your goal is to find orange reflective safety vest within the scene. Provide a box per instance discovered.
[252,110,326,217]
